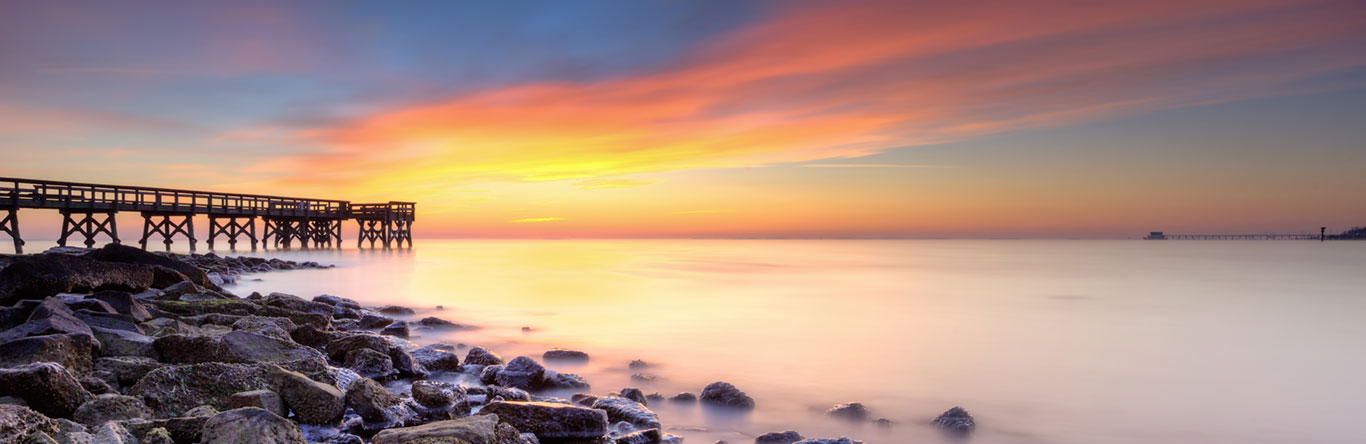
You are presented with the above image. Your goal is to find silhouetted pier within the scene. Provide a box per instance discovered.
[1143,231,1318,240]
[1,177,415,253]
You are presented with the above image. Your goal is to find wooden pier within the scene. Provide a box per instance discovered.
[1,177,415,253]
[1143,231,1318,240]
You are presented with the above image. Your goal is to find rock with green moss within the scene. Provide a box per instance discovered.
[128,363,271,418]
[267,365,343,425]
[72,394,147,427]
[371,414,507,444]
[141,427,174,444]
[152,331,322,365]
[199,408,305,444]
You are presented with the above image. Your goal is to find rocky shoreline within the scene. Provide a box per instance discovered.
[0,244,973,444]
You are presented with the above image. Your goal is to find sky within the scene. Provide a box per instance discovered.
[3,0,1366,238]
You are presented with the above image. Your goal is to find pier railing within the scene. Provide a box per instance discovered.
[0,177,349,218]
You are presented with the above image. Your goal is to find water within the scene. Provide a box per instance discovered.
[33,239,1366,443]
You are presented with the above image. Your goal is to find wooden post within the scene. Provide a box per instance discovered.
[0,207,21,254]
[140,213,195,251]
[57,210,119,248]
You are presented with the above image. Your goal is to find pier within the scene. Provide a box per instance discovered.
[1143,231,1319,240]
[1,177,415,253]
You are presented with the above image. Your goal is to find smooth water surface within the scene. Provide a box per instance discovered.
[44,239,1366,443]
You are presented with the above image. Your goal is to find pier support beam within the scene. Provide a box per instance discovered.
[1,208,22,254]
[308,219,342,248]
[208,215,257,250]
[263,218,309,249]
[58,210,119,248]
[140,213,195,251]
[389,220,412,248]
[357,219,389,248]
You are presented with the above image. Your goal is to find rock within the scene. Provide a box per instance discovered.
[755,431,804,444]
[311,295,359,307]
[141,427,174,444]
[486,386,531,402]
[410,380,463,408]
[89,327,157,358]
[542,349,589,364]
[379,321,409,338]
[615,428,661,444]
[342,378,401,424]
[873,418,892,428]
[79,376,112,394]
[325,434,364,444]
[0,298,97,346]
[0,254,155,305]
[92,356,161,388]
[628,360,648,370]
[542,371,590,390]
[184,405,217,417]
[325,334,425,378]
[139,318,193,338]
[128,362,270,418]
[64,299,117,315]
[260,293,333,316]
[825,403,869,421]
[416,317,463,330]
[478,401,608,440]
[267,365,344,425]
[227,389,286,418]
[495,357,545,390]
[357,314,393,329]
[480,365,503,385]
[0,405,58,440]
[591,396,660,430]
[0,362,93,418]
[230,316,296,341]
[410,345,460,372]
[667,393,696,404]
[88,421,137,444]
[570,394,598,407]
[343,348,394,379]
[465,346,504,366]
[199,407,306,444]
[630,374,655,383]
[0,333,96,376]
[376,306,413,316]
[791,439,862,444]
[617,388,647,405]
[153,331,323,365]
[72,310,141,334]
[72,394,146,427]
[371,414,502,444]
[86,291,151,322]
[84,244,216,289]
[699,382,754,410]
[932,406,975,435]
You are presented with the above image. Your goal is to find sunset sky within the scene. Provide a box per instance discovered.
[3,0,1366,238]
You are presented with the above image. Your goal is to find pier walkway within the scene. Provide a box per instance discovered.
[0,177,414,253]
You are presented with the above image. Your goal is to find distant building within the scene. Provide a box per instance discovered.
[1144,231,1166,240]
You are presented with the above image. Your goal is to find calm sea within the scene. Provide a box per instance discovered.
[28,239,1366,443]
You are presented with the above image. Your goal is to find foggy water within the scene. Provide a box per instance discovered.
[42,239,1366,443]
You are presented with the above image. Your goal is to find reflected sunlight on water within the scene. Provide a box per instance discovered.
[161,239,1366,443]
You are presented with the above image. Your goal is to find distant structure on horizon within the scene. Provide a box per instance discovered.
[1,177,415,254]
[1143,227,1365,241]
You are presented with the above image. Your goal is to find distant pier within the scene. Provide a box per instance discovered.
[1,177,414,253]
[1143,231,1319,240]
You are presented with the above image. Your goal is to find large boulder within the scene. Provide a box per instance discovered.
[755,431,804,444]
[325,334,425,378]
[379,321,410,338]
[72,310,142,334]
[153,331,323,364]
[84,244,216,290]
[230,316,295,340]
[199,407,306,444]
[478,401,608,441]
[699,381,755,410]
[410,344,460,372]
[371,414,508,444]
[86,291,151,322]
[542,349,589,364]
[72,394,147,427]
[0,362,93,418]
[226,390,286,418]
[464,346,504,366]
[932,406,975,435]
[260,293,333,316]
[0,298,97,346]
[590,396,660,430]
[0,254,155,305]
[825,403,869,421]
[494,357,545,390]
[90,327,157,359]
[128,362,271,417]
[343,377,402,424]
[93,356,162,388]
[267,365,344,425]
[0,333,96,375]
[0,404,58,440]
[343,348,395,379]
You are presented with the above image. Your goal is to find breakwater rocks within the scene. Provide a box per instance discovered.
[0,244,972,443]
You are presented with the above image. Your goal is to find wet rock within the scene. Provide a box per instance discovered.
[465,346,504,367]
[542,349,589,363]
[628,360,648,370]
[416,317,463,330]
[494,356,545,390]
[184,405,218,416]
[410,344,460,372]
[825,403,869,421]
[667,393,696,404]
[261,293,333,316]
[755,431,804,444]
[371,414,502,444]
[343,377,401,424]
[700,382,755,410]
[479,401,608,441]
[615,428,661,444]
[79,376,112,394]
[932,406,975,435]
[591,396,661,430]
[376,306,414,316]
[129,362,271,417]
[0,404,58,440]
[153,331,322,365]
[200,407,306,444]
[86,291,151,322]
[140,318,193,338]
[141,427,174,444]
[325,433,364,444]
[479,365,503,385]
[570,394,598,407]
[631,373,656,383]
[90,327,157,359]
[486,386,531,402]
[227,389,285,418]
[343,348,394,379]
[0,253,155,305]
[0,362,93,418]
[92,356,161,388]
[379,321,409,338]
[543,370,590,390]
[873,418,892,428]
[312,295,359,307]
[267,365,344,425]
[230,316,296,340]
[357,314,393,329]
[325,334,425,378]
[617,388,647,405]
[85,244,216,290]
[72,310,141,334]
[72,394,147,427]
[0,333,96,375]
[0,298,97,346]
[88,421,138,444]
[64,299,117,315]
[791,439,863,444]
[410,380,464,408]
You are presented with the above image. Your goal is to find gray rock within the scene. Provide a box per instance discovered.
[755,431,803,444]
[89,327,157,359]
[0,404,59,440]
[699,382,754,410]
[464,346,504,366]
[268,365,344,425]
[495,356,545,390]
[932,406,975,435]
[140,427,174,444]
[617,388,647,405]
[591,396,660,430]
[357,314,393,329]
[371,414,502,444]
[343,348,394,379]
[230,316,296,340]
[410,380,462,408]
[88,421,137,444]
[0,298,97,347]
[542,349,589,363]
[86,291,150,322]
[667,393,696,404]
[325,334,425,378]
[0,362,93,418]
[72,310,142,334]
[376,306,414,316]
[0,253,156,305]
[0,333,97,376]
[478,401,608,440]
[791,439,863,444]
[227,389,286,418]
[416,317,463,330]
[199,408,306,444]
[72,394,146,427]
[615,428,661,444]
[92,356,161,388]
[342,377,401,424]
[183,405,217,417]
[379,321,409,338]
[128,362,270,418]
[153,331,323,365]
[410,345,460,372]
[825,403,869,421]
